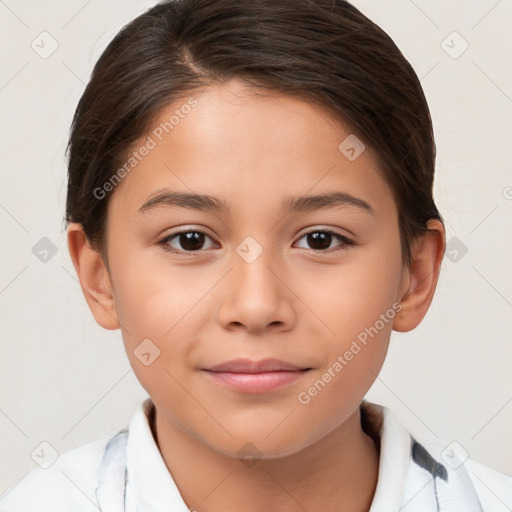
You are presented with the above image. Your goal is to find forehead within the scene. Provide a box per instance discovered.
[107,79,395,221]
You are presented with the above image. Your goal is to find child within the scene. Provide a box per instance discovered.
[1,0,510,510]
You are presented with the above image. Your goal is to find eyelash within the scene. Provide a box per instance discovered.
[157,228,355,255]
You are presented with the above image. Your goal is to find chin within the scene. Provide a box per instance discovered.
[202,425,318,462]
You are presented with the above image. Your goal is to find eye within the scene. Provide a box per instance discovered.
[157,228,354,255]
[294,230,354,252]
[158,229,218,254]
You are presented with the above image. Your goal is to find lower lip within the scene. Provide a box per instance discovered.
[204,370,310,393]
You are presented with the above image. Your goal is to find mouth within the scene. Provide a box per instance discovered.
[202,358,313,393]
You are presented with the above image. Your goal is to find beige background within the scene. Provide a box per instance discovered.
[1,0,511,498]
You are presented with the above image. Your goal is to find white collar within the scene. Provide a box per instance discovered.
[125,399,185,510]
[116,398,483,511]
[366,402,411,511]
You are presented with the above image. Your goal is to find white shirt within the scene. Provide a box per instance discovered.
[1,398,510,511]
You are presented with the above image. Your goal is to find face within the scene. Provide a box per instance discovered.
[101,78,409,458]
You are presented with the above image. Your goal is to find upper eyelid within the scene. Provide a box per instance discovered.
[295,226,352,239]
[163,226,351,240]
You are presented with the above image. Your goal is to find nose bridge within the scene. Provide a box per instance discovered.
[215,233,295,332]
[233,233,280,302]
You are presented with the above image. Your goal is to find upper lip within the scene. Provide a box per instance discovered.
[205,358,311,373]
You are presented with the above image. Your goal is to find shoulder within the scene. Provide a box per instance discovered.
[464,457,512,511]
[367,402,512,511]
[419,436,512,511]
[0,433,113,512]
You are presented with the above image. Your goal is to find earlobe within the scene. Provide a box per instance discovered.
[393,219,446,332]
[67,223,120,330]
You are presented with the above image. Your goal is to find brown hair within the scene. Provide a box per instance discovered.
[64,0,443,267]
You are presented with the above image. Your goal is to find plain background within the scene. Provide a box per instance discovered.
[1,0,511,498]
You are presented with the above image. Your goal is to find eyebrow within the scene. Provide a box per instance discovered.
[138,189,375,216]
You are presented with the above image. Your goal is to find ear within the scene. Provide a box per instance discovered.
[393,219,446,332]
[67,223,120,330]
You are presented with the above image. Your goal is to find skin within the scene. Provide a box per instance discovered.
[68,78,445,512]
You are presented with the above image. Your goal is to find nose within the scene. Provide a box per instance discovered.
[215,243,296,334]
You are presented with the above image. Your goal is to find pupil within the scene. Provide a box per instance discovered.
[181,232,204,251]
[308,232,331,250]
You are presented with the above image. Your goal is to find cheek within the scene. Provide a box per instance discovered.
[290,228,402,400]
[115,279,198,412]
[110,242,200,337]
[295,243,403,343]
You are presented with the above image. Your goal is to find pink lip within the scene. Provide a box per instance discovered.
[203,358,312,393]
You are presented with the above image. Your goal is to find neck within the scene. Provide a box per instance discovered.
[152,404,380,512]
